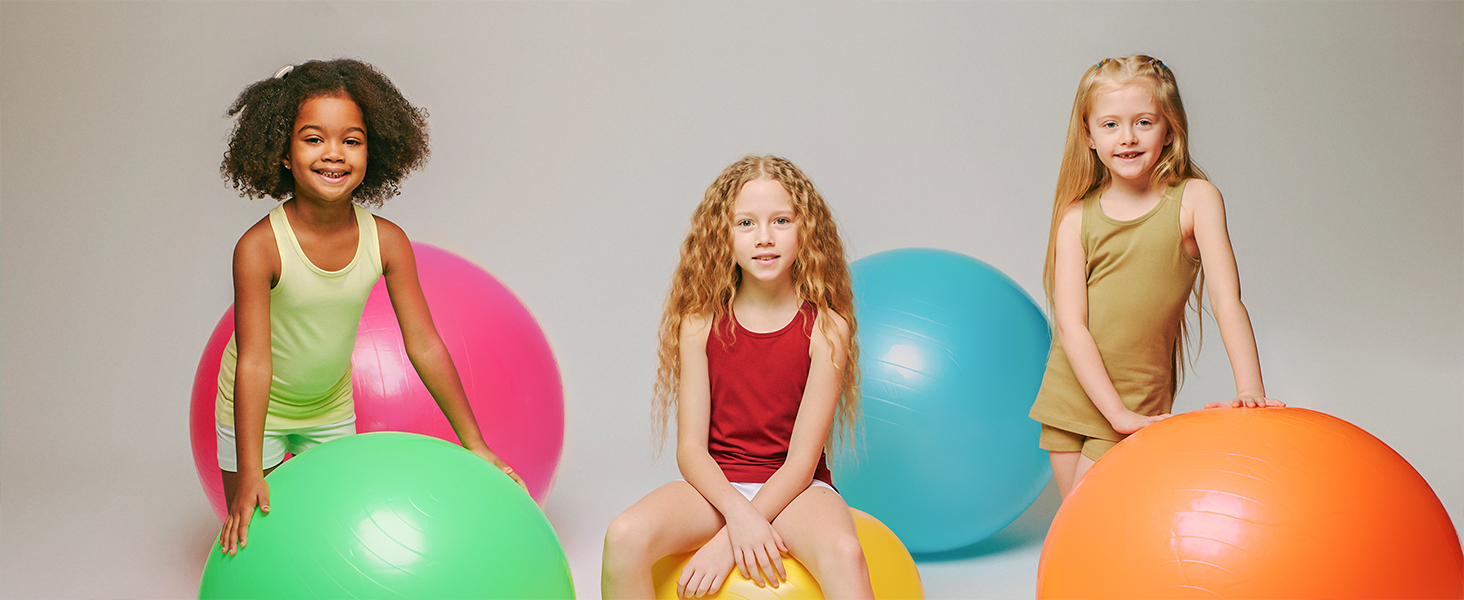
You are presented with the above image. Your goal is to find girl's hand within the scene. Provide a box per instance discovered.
[1108,409,1171,435]
[677,529,735,598]
[1204,396,1285,409]
[723,508,787,589]
[469,446,526,489]
[220,473,269,556]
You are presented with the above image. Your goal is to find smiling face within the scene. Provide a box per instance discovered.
[1086,85,1172,184]
[283,94,368,205]
[731,178,800,286]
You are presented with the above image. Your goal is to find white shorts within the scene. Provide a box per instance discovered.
[216,416,356,472]
[727,479,837,501]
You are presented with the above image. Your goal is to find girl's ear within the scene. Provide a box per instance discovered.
[281,155,291,170]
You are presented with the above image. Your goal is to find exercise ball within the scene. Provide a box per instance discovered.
[651,508,923,599]
[1037,407,1463,599]
[831,248,1052,553]
[198,432,574,599]
[190,243,563,520]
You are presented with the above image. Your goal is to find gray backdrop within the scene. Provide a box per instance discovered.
[3,2,1460,598]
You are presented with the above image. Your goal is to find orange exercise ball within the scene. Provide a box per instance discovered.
[1037,407,1462,599]
[652,508,923,599]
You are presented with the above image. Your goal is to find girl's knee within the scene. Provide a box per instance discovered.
[603,511,648,556]
[807,531,867,576]
[835,533,868,569]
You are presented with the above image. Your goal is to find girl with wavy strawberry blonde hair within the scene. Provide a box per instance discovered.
[602,155,872,599]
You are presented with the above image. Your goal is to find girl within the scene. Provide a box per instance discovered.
[215,59,522,555]
[1030,55,1284,498]
[601,156,874,599]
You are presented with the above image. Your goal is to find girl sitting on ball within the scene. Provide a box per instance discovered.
[602,156,874,599]
[215,59,521,556]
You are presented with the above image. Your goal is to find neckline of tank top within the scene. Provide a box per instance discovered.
[730,302,811,338]
[279,203,365,277]
[1093,181,1182,227]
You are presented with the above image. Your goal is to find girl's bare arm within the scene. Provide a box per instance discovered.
[1185,182,1280,408]
[675,312,788,588]
[221,218,278,555]
[378,218,524,485]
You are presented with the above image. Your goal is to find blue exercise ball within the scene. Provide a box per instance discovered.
[832,248,1052,554]
[198,432,574,599]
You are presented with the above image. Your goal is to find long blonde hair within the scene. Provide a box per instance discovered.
[653,155,860,455]
[1042,55,1208,386]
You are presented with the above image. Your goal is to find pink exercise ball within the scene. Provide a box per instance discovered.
[189,243,563,520]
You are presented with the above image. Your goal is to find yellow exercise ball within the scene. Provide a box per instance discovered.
[651,508,924,599]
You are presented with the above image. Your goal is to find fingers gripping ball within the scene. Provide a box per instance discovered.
[832,248,1052,553]
[198,432,575,599]
[650,509,923,599]
[189,243,564,520]
[1037,407,1464,599]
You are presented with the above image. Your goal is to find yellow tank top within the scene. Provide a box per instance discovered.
[1029,180,1201,441]
[215,203,383,429]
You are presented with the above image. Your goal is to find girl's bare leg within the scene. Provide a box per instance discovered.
[1073,453,1096,491]
[1049,450,1079,497]
[1048,451,1095,498]
[602,481,727,599]
[771,486,874,600]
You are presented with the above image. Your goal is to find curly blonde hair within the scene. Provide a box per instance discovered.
[653,155,860,456]
[1043,55,1208,387]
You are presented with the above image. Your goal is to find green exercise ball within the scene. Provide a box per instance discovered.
[198,432,574,599]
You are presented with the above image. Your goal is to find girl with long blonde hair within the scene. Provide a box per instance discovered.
[602,156,872,599]
[1030,56,1283,499]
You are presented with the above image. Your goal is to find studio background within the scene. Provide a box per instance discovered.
[2,2,1460,598]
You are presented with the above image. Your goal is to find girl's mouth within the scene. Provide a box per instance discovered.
[1116,151,1143,159]
[316,169,349,181]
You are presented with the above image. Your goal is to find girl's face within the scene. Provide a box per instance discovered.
[283,94,367,205]
[731,178,800,285]
[1086,85,1171,184]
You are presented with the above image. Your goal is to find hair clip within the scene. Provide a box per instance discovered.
[1097,58,1112,68]
[273,65,295,79]
[1148,58,1166,70]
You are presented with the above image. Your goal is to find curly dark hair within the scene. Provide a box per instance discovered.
[221,58,429,207]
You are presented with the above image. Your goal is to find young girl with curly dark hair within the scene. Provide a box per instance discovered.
[214,58,521,556]
[602,156,873,599]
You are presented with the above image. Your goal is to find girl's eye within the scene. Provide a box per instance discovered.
[346,138,363,146]
[304,136,323,144]
[774,217,791,225]
[737,219,753,227]
[1138,119,1153,127]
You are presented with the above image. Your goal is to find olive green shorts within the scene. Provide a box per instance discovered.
[1039,424,1118,462]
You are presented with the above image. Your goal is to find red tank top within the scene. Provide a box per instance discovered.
[706,302,833,487]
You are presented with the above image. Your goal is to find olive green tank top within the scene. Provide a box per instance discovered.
[215,203,382,429]
[1030,180,1201,441]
